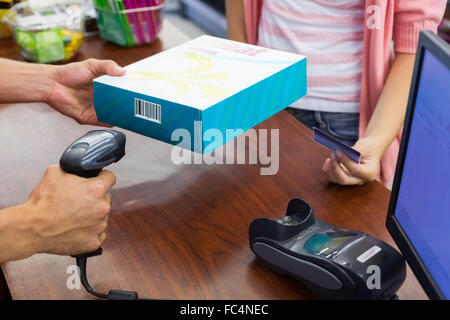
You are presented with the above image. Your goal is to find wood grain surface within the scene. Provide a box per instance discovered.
[0,21,427,300]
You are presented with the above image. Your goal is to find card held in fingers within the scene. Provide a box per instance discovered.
[313,127,361,163]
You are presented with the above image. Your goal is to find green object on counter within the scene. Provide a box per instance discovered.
[115,0,135,46]
[94,0,135,47]
[35,29,65,63]
[14,29,38,61]
[15,28,65,63]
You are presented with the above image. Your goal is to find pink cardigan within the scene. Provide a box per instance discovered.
[244,0,446,187]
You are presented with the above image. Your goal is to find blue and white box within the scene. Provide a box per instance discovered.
[93,35,307,153]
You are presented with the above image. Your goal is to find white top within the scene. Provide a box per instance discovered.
[258,0,365,113]
[95,35,305,110]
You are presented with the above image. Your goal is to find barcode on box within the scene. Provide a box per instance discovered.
[134,98,161,124]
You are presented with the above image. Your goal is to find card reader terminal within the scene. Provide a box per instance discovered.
[249,198,406,300]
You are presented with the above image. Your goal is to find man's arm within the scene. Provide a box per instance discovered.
[0,204,40,263]
[225,0,247,42]
[0,58,125,126]
[323,53,416,185]
[0,58,53,104]
[0,165,116,264]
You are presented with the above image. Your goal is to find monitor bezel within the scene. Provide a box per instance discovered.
[386,31,450,300]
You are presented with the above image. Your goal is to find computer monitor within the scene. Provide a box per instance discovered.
[386,31,450,300]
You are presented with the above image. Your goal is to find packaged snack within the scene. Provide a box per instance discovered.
[2,1,84,63]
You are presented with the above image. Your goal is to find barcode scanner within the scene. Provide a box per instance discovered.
[60,130,125,179]
[60,129,142,300]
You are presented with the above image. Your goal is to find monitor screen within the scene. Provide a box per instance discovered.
[393,49,450,299]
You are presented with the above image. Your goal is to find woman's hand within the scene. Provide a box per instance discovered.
[46,59,126,126]
[322,137,382,185]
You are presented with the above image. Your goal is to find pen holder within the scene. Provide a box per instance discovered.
[95,2,165,47]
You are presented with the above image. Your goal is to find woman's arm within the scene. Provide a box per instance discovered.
[362,53,416,155]
[322,53,416,185]
[323,0,446,186]
[225,0,248,42]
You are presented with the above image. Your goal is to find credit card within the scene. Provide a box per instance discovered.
[313,127,361,163]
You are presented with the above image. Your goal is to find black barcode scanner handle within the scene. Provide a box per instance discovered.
[59,130,138,300]
[60,129,125,258]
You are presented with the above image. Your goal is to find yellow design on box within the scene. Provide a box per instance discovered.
[130,52,231,100]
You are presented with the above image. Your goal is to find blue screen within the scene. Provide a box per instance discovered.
[395,49,450,299]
